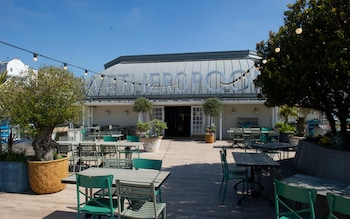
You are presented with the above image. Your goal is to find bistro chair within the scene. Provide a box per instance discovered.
[58,142,79,172]
[274,179,318,219]
[327,192,350,219]
[249,128,261,144]
[115,180,166,219]
[103,158,133,169]
[76,174,118,219]
[100,144,118,160]
[126,135,139,142]
[79,142,101,169]
[230,128,245,148]
[133,158,163,202]
[219,150,249,205]
[103,135,118,142]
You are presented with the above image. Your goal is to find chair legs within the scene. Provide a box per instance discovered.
[219,178,249,205]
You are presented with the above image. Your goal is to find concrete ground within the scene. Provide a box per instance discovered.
[0,139,292,219]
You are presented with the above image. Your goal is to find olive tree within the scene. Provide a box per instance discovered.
[0,66,85,160]
[255,0,349,144]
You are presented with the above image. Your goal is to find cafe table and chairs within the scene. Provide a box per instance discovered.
[232,151,280,205]
[250,142,296,160]
[62,167,170,203]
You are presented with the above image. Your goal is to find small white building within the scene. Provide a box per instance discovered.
[0,58,32,77]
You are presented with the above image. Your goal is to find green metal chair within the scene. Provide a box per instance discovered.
[126,135,139,142]
[115,180,166,219]
[327,192,350,219]
[219,150,249,205]
[103,135,118,142]
[133,158,162,171]
[274,179,319,219]
[133,158,163,202]
[76,174,117,219]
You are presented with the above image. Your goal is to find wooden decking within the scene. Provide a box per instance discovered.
[0,139,285,219]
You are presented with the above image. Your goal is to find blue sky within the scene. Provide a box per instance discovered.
[1,0,294,76]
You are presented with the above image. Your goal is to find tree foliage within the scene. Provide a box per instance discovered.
[132,97,153,113]
[255,0,350,140]
[0,66,85,160]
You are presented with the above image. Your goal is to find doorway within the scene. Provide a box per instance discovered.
[164,106,191,137]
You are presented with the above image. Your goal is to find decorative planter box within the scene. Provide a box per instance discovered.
[294,141,350,183]
[0,161,30,193]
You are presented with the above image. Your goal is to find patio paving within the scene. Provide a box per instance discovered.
[0,139,293,219]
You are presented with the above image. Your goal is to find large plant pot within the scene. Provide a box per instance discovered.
[0,161,30,193]
[204,133,215,143]
[140,137,162,152]
[28,156,69,194]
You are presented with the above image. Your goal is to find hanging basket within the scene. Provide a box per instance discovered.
[28,156,69,194]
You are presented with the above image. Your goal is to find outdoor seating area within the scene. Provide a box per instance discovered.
[1,139,350,218]
[57,138,142,172]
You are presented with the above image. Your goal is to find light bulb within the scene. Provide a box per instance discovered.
[33,53,38,62]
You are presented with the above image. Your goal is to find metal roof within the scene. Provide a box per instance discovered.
[104,50,260,69]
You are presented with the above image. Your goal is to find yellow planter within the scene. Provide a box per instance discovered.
[204,133,215,143]
[28,156,69,194]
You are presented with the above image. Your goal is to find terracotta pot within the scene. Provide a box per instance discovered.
[204,133,215,143]
[28,156,68,194]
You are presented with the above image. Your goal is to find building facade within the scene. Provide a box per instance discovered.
[84,50,279,140]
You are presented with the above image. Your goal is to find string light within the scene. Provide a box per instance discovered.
[295,21,302,34]
[0,40,179,88]
[219,65,256,86]
[275,42,281,53]
[33,53,38,62]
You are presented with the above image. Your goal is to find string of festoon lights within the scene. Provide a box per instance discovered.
[0,40,179,89]
[219,64,258,86]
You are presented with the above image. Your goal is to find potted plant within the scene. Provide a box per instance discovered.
[0,66,84,194]
[202,98,223,143]
[136,119,168,152]
[132,97,153,122]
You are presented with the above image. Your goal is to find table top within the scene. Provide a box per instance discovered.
[57,141,143,147]
[250,142,296,150]
[227,129,269,134]
[232,152,280,168]
[281,173,350,197]
[62,167,170,188]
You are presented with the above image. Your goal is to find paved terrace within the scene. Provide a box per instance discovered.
[0,139,293,219]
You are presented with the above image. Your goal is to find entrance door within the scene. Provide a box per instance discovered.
[164,106,191,137]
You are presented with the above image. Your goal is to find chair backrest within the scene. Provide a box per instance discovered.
[126,135,139,142]
[116,180,157,216]
[133,158,162,171]
[76,174,115,217]
[219,150,229,177]
[58,143,73,154]
[103,135,118,142]
[327,192,350,219]
[274,179,317,219]
[100,144,117,154]
[79,143,97,156]
[104,158,133,169]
